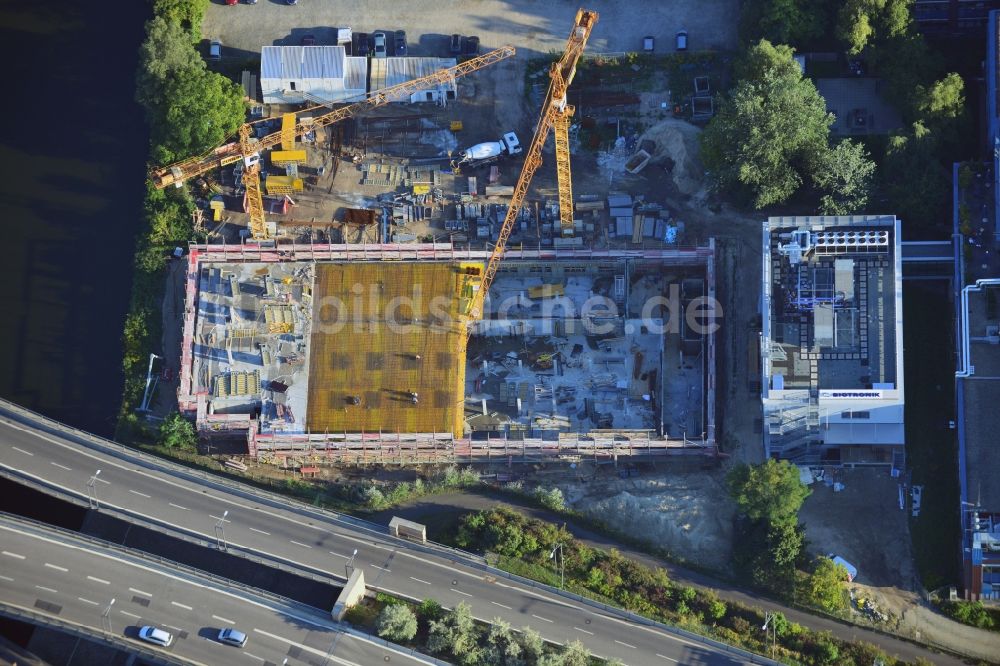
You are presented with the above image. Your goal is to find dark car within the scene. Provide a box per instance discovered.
[462,35,479,56]
[394,30,407,56]
[354,32,370,57]
[450,34,462,54]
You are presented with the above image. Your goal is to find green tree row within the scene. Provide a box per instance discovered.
[119,0,244,439]
[453,505,902,665]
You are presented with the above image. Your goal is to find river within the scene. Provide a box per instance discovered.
[0,1,151,437]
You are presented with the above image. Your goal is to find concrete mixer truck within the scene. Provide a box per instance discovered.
[451,132,522,169]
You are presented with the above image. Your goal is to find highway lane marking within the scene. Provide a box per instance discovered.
[615,640,637,649]
[370,564,391,572]
[129,489,152,499]
[210,514,231,523]
[242,652,265,662]
[451,588,473,597]
[44,563,68,572]
[119,610,142,619]
[409,576,431,585]
[491,601,512,609]
[0,575,13,582]
[94,476,111,485]
[602,612,711,653]
[212,614,235,625]
[11,447,33,456]
[165,624,184,633]
[531,614,553,623]
[78,597,99,606]
[168,503,189,511]
[87,576,110,585]
[171,601,193,611]
[289,540,312,549]
[129,587,152,597]
[249,527,270,535]
[251,628,357,666]
[50,462,72,471]
[2,551,25,559]
[573,627,594,635]
[35,586,58,594]
[328,550,348,558]
[656,654,679,663]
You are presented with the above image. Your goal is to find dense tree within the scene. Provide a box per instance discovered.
[914,72,965,126]
[540,639,589,666]
[518,627,545,664]
[152,0,209,42]
[733,517,805,593]
[812,139,876,215]
[837,0,914,54]
[481,618,523,666]
[137,17,203,102]
[375,604,418,642]
[726,459,812,526]
[739,0,828,47]
[428,602,481,664]
[882,122,949,229]
[803,557,849,612]
[151,67,244,164]
[701,40,832,209]
[159,412,196,450]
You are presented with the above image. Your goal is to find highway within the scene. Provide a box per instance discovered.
[0,512,431,666]
[0,401,770,666]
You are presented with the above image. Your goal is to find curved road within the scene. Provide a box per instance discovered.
[0,513,429,666]
[0,401,765,666]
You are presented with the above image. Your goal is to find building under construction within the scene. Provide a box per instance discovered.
[178,241,717,462]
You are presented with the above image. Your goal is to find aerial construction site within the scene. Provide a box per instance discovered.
[162,10,718,464]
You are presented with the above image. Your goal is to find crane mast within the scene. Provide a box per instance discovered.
[150,46,516,239]
[465,9,597,329]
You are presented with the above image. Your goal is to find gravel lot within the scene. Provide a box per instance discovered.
[203,0,739,60]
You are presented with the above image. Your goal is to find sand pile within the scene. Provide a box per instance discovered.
[635,118,705,196]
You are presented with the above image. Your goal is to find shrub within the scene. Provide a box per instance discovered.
[417,598,443,622]
[534,486,566,511]
[945,600,997,629]
[375,604,417,642]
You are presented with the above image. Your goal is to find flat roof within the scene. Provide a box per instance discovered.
[961,284,1000,510]
[305,261,476,436]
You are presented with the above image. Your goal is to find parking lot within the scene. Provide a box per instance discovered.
[203,0,739,61]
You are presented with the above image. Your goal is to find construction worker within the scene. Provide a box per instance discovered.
[409,391,419,404]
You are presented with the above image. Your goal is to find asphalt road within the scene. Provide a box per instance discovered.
[0,404,763,666]
[0,514,427,666]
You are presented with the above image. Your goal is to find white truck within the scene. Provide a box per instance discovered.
[453,132,522,168]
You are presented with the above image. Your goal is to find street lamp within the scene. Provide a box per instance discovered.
[345,548,358,579]
[87,469,102,509]
[215,510,229,551]
[762,611,777,659]
[549,542,564,589]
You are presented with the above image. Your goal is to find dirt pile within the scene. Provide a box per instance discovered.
[635,118,706,197]
[562,472,733,570]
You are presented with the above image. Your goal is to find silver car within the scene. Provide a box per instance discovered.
[218,627,248,647]
[138,626,174,647]
[373,31,387,58]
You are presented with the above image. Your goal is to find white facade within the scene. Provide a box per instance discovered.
[369,57,458,103]
[261,46,367,105]
[761,215,905,465]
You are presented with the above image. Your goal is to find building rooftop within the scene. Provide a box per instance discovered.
[960,283,1000,510]
[762,215,905,462]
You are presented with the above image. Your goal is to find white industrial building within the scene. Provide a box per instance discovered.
[761,215,905,466]
[260,46,367,105]
[369,57,458,103]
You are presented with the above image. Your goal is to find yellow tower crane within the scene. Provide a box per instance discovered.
[150,46,517,240]
[466,9,597,333]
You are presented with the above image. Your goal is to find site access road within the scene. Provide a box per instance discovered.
[0,400,768,666]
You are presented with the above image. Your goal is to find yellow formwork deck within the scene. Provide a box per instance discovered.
[306,262,479,437]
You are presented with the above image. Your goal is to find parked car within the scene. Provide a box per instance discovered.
[394,30,407,56]
[243,0,258,4]
[138,626,174,648]
[675,30,688,51]
[225,0,238,5]
[462,35,480,56]
[373,31,387,58]
[285,0,298,4]
[301,33,316,46]
[354,32,370,57]
[450,33,462,54]
[218,628,248,648]
[208,40,222,60]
